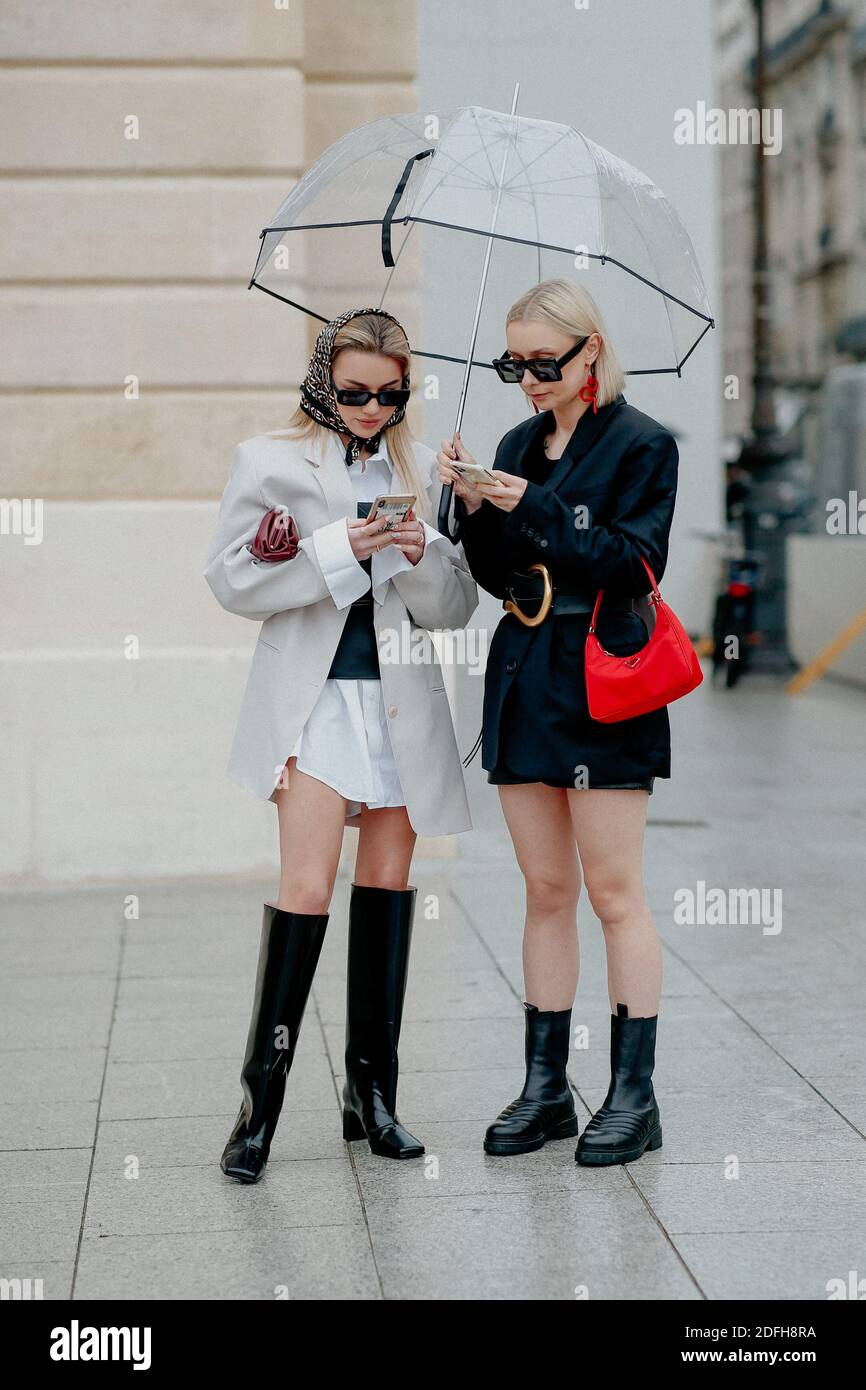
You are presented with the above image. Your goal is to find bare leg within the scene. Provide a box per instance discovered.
[273,758,348,914]
[566,789,661,1017]
[354,805,417,889]
[498,784,582,1011]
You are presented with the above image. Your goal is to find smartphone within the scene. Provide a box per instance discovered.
[366,494,416,529]
[451,462,503,487]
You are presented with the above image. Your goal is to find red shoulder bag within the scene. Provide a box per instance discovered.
[584,556,703,722]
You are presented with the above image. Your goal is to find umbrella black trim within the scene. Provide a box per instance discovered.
[405,216,715,324]
[675,317,715,370]
[256,217,715,327]
[247,282,497,367]
[248,278,711,378]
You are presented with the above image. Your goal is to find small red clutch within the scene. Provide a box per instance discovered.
[250,507,300,562]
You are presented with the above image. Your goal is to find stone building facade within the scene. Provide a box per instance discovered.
[0,1,420,881]
[717,0,866,453]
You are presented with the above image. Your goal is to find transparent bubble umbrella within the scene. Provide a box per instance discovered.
[249,87,714,533]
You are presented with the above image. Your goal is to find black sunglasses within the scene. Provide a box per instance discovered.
[492,336,589,383]
[331,378,410,407]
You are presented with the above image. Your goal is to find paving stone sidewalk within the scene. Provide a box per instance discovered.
[2,675,864,1300]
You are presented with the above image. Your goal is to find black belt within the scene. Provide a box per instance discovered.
[503,565,632,627]
[506,592,632,614]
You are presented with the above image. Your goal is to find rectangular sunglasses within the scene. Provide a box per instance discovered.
[492,336,588,383]
[332,382,411,407]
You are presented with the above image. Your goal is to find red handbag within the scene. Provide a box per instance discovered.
[584,556,703,722]
[250,506,300,563]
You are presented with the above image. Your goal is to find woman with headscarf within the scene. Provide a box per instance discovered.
[205,308,477,1183]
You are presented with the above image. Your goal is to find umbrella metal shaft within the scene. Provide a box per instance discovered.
[452,81,520,438]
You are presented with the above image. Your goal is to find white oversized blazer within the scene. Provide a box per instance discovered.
[204,428,479,836]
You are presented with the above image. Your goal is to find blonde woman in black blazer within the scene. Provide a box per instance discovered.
[438,279,679,1168]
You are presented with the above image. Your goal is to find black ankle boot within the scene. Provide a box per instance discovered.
[342,884,424,1159]
[221,903,328,1183]
[483,1004,578,1156]
[575,1012,662,1166]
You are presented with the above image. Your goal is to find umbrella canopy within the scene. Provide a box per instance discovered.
[249,105,714,379]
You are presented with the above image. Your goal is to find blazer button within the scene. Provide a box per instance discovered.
[505,660,517,674]
[388,705,398,718]
[540,538,548,548]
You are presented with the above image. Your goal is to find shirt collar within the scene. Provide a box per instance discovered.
[330,429,393,474]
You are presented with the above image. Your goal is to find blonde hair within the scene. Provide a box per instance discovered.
[266,313,431,520]
[506,279,626,407]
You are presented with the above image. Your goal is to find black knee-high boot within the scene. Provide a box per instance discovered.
[341,884,424,1159]
[575,1012,662,1166]
[483,1004,578,1156]
[220,903,329,1183]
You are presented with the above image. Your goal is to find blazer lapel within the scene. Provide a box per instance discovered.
[541,393,627,494]
[498,412,548,480]
[304,429,355,519]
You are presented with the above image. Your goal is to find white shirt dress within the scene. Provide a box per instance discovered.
[287,438,445,817]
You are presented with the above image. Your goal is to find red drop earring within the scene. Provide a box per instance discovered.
[578,362,599,414]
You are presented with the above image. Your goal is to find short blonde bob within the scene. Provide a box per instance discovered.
[506,278,626,407]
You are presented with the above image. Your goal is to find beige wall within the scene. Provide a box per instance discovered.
[1,0,430,883]
[1,0,417,501]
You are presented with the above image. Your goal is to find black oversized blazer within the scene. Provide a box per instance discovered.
[457,392,680,786]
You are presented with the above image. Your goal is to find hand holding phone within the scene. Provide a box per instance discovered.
[450,461,503,487]
[437,433,502,516]
[346,495,417,563]
[366,494,417,529]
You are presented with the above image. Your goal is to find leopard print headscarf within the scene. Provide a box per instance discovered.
[299,307,410,465]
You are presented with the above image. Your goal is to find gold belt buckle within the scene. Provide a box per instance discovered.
[503,563,554,627]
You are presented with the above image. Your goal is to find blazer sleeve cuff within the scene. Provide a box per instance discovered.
[501,481,552,549]
[307,518,370,609]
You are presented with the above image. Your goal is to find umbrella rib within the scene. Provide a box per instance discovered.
[406,126,516,222]
[499,137,543,284]
[499,125,574,190]
[468,107,506,186]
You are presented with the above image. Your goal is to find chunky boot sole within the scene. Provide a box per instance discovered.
[484,1110,579,1157]
[576,1122,663,1167]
